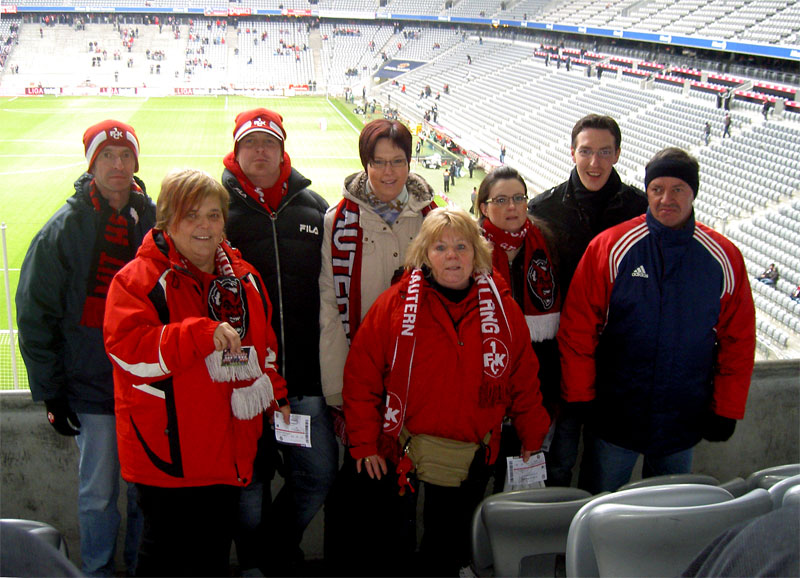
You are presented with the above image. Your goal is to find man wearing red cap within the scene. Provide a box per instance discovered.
[17,119,155,577]
[222,108,334,573]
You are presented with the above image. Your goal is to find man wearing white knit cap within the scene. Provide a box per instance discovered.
[17,119,155,576]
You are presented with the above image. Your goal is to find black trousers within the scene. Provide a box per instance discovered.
[325,452,490,577]
[135,483,238,577]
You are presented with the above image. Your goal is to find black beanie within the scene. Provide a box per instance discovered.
[645,157,699,197]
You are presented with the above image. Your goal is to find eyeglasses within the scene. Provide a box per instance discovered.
[485,194,528,206]
[370,158,407,169]
[576,148,616,159]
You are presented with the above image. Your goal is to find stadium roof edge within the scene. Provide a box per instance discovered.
[3,5,798,62]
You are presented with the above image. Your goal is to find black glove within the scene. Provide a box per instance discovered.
[702,412,736,442]
[44,398,81,436]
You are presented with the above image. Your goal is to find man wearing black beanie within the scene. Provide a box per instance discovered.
[557,147,756,493]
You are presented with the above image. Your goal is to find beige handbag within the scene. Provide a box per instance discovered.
[399,427,491,487]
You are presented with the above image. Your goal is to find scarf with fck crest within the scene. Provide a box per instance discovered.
[482,218,561,342]
[201,243,277,420]
[330,186,436,346]
[382,269,514,441]
[80,178,144,329]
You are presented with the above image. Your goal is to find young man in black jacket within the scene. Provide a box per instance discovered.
[528,113,647,489]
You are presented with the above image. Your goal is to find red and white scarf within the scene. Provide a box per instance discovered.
[330,196,436,345]
[223,151,292,213]
[382,269,514,440]
[482,218,561,342]
[80,178,144,328]
[191,242,277,421]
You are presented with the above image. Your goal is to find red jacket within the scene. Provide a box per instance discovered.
[104,229,287,488]
[558,213,755,455]
[343,270,550,464]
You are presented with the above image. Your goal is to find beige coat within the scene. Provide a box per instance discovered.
[319,171,435,405]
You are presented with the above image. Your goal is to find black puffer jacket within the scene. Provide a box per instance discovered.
[223,167,329,398]
[528,168,647,293]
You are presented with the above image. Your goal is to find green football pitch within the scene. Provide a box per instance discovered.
[0,94,482,389]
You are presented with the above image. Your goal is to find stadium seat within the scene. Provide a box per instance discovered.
[478,488,598,578]
[578,489,772,577]
[566,484,734,578]
[782,485,800,508]
[767,474,800,509]
[470,487,592,577]
[618,473,719,491]
[746,463,800,490]
[0,518,69,556]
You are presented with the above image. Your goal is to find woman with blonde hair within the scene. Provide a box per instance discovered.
[342,206,550,575]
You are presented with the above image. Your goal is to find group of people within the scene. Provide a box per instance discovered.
[16,111,756,577]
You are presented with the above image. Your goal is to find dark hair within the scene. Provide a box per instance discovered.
[476,166,527,224]
[646,146,699,170]
[644,147,700,196]
[358,119,412,170]
[571,114,622,150]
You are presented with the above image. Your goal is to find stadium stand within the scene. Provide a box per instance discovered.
[0,1,798,361]
[1,5,799,577]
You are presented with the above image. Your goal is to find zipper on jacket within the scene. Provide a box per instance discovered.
[266,189,304,386]
[269,212,287,382]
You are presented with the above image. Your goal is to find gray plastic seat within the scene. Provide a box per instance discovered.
[470,487,591,577]
[0,518,69,556]
[618,473,719,491]
[767,474,800,509]
[746,463,800,490]
[582,489,772,577]
[782,485,800,508]
[566,484,735,578]
[482,489,599,577]
[719,477,748,497]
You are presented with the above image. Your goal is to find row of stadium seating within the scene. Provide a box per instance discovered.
[7,0,800,46]
[1,18,798,358]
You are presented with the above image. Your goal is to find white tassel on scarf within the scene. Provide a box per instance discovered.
[205,347,262,382]
[204,347,274,420]
[231,373,275,420]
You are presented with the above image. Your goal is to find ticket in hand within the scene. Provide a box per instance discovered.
[274,413,312,448]
[506,452,547,487]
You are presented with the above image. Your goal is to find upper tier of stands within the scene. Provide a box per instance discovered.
[6,0,800,46]
[1,18,798,359]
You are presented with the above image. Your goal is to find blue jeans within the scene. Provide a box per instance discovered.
[545,410,583,487]
[238,396,337,566]
[581,433,694,494]
[272,396,338,554]
[75,413,143,577]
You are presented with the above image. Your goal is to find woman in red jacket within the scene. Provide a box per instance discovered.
[104,169,289,577]
[343,206,550,575]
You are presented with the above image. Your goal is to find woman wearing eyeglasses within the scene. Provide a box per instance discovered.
[320,118,436,571]
[477,166,561,490]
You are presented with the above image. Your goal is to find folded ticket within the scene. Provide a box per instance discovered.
[274,413,311,448]
[506,452,547,489]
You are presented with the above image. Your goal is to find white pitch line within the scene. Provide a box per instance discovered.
[326,97,360,135]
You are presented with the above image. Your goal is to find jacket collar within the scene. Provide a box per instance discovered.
[646,208,696,245]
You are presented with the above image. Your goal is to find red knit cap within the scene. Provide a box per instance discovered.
[233,108,285,155]
[83,120,140,172]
